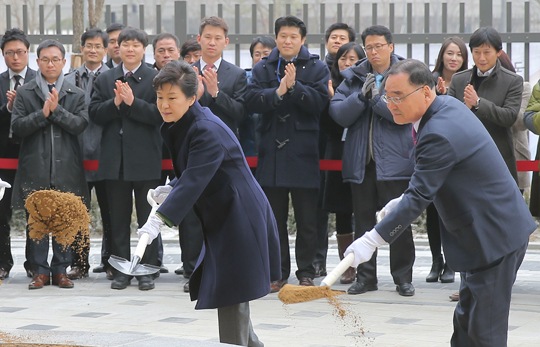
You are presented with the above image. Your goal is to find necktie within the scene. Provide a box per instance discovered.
[125,71,133,79]
[375,74,384,88]
[204,64,215,72]
[48,84,55,93]
[13,75,22,91]
[412,127,417,146]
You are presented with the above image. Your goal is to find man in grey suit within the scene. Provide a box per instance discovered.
[447,27,523,182]
[346,59,535,347]
[193,16,247,134]
[0,28,36,280]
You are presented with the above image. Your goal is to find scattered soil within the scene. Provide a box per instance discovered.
[278,284,344,304]
[25,190,90,248]
[0,331,82,346]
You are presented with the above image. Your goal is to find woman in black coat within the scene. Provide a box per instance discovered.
[137,60,280,347]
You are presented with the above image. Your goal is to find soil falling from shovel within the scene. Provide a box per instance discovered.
[278,284,344,304]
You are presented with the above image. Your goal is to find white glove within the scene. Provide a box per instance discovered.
[377,194,403,223]
[0,179,11,201]
[152,184,173,204]
[137,214,164,245]
[344,229,386,267]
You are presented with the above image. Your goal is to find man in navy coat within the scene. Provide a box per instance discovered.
[346,59,535,346]
[138,60,280,347]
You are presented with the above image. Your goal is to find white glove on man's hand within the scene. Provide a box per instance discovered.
[344,229,386,267]
[377,194,403,223]
[137,214,164,245]
[153,185,173,204]
[0,179,11,201]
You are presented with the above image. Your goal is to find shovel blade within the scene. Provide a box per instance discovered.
[108,255,160,276]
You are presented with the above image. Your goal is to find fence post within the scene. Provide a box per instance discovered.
[479,0,493,28]
[175,1,187,48]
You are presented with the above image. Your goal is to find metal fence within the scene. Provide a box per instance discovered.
[1,0,539,81]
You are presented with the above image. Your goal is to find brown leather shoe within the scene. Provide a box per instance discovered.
[29,274,50,289]
[106,268,114,280]
[183,281,190,293]
[449,292,459,301]
[299,277,315,286]
[0,267,9,280]
[270,279,287,293]
[340,267,356,284]
[52,273,74,288]
[67,266,88,280]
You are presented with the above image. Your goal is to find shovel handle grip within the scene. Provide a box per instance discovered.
[135,233,150,259]
[320,252,355,287]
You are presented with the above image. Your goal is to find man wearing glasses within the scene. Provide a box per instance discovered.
[11,40,89,290]
[0,28,36,281]
[329,25,416,297]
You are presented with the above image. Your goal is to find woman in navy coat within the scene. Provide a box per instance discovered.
[137,60,280,347]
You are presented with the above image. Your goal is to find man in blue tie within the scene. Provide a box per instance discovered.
[329,25,416,296]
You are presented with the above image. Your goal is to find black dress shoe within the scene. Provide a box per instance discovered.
[174,266,184,275]
[137,275,155,291]
[93,264,106,273]
[313,263,327,278]
[270,279,287,293]
[24,263,34,278]
[0,267,9,280]
[396,283,415,296]
[106,268,114,280]
[298,277,315,286]
[183,281,190,293]
[159,265,169,273]
[426,255,444,282]
[111,274,131,290]
[347,282,378,295]
[67,266,89,280]
[440,263,455,283]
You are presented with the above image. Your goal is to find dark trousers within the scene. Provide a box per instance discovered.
[451,241,528,347]
[350,160,415,285]
[69,180,111,271]
[0,168,15,272]
[426,203,442,260]
[313,206,329,266]
[263,187,317,280]
[178,208,204,276]
[105,178,161,268]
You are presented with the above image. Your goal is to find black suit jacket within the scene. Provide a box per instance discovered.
[0,68,37,158]
[88,63,163,181]
[193,59,247,134]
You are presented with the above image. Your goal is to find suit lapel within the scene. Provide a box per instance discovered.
[0,71,9,102]
[217,61,230,82]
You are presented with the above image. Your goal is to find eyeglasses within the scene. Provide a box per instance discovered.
[364,43,389,52]
[39,58,63,65]
[84,44,104,50]
[4,50,28,57]
[382,86,425,105]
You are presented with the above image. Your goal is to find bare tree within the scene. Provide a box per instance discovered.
[88,0,105,29]
[72,0,83,51]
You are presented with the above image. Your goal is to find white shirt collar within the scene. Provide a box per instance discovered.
[122,62,141,76]
[9,66,27,80]
[476,65,495,77]
[112,59,120,68]
[200,57,222,71]
[85,63,102,75]
[413,118,422,133]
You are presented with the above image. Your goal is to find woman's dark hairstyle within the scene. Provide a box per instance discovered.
[1,28,30,51]
[153,60,198,98]
[386,59,436,89]
[106,23,126,34]
[180,38,201,58]
[330,43,365,85]
[81,28,109,48]
[498,50,516,73]
[275,15,307,39]
[153,33,180,53]
[361,25,392,45]
[249,36,276,58]
[199,16,229,37]
[325,23,356,43]
[469,27,502,52]
[37,39,65,59]
[432,36,468,75]
[118,27,149,47]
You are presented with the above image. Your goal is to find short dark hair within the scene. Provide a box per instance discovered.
[1,28,30,51]
[153,60,198,99]
[37,39,65,59]
[386,59,436,89]
[361,25,393,46]
[118,27,149,47]
[152,33,180,53]
[331,43,366,85]
[325,23,356,43]
[180,38,201,58]
[81,28,109,48]
[199,16,229,37]
[432,36,468,75]
[275,15,307,39]
[249,36,276,58]
[106,23,126,34]
[469,27,502,52]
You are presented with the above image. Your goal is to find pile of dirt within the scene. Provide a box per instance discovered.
[278,284,344,304]
[25,190,89,248]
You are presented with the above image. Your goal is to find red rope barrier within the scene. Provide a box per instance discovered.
[0,158,538,171]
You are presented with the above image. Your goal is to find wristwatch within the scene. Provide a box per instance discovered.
[471,97,480,112]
